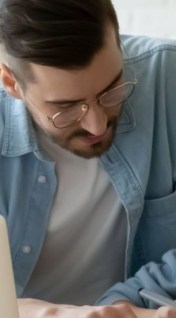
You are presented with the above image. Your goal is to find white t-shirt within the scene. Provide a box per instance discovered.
[23,131,127,305]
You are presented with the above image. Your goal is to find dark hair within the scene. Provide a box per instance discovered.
[0,0,119,71]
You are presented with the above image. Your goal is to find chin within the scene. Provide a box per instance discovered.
[49,118,117,158]
[70,136,114,159]
[49,134,113,159]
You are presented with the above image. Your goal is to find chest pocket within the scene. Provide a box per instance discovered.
[131,186,176,276]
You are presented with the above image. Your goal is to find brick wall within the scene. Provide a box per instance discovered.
[112,0,176,38]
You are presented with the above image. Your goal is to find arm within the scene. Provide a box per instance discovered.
[17,299,140,318]
[17,250,176,317]
[18,298,176,318]
[96,249,176,308]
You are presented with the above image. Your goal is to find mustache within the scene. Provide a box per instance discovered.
[70,117,117,139]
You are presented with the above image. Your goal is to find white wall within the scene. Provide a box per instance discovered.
[112,0,176,38]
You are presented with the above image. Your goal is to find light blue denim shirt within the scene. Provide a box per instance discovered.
[1,35,176,307]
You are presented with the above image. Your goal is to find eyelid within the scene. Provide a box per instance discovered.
[52,102,80,109]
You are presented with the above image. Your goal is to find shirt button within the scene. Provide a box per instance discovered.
[38,175,47,184]
[22,245,32,254]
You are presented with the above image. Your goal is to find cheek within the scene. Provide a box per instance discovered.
[26,104,55,135]
[45,122,77,142]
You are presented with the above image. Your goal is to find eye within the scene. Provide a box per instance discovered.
[50,102,78,111]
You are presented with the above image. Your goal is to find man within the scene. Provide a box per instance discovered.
[0,0,176,317]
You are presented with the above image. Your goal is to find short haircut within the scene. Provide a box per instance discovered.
[0,0,120,82]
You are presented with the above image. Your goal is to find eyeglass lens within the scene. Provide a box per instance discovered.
[52,82,135,128]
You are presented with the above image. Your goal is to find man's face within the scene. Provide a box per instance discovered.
[21,26,123,158]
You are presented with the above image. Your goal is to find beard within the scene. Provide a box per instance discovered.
[46,116,118,158]
[27,102,120,159]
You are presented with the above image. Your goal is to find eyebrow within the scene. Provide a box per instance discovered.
[44,68,123,106]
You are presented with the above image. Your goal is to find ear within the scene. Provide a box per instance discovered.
[0,63,23,99]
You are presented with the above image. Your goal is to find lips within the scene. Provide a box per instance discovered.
[78,128,110,145]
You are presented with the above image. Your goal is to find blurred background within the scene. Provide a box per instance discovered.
[112,0,176,39]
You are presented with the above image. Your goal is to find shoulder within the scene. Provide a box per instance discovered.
[120,35,176,99]
[120,34,176,61]
[120,35,176,100]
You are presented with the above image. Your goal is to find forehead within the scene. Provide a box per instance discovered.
[28,27,122,100]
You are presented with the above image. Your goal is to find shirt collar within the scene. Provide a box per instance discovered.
[1,96,46,158]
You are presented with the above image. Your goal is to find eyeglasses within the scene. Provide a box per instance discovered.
[9,66,137,129]
[47,80,137,129]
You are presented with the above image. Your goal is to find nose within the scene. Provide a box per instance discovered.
[80,102,108,136]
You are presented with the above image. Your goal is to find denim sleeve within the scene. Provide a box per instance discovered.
[95,249,176,308]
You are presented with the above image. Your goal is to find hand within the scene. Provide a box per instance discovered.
[155,306,176,317]
[123,302,176,318]
[18,298,139,317]
[18,298,176,318]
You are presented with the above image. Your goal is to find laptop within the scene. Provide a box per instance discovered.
[0,215,19,318]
